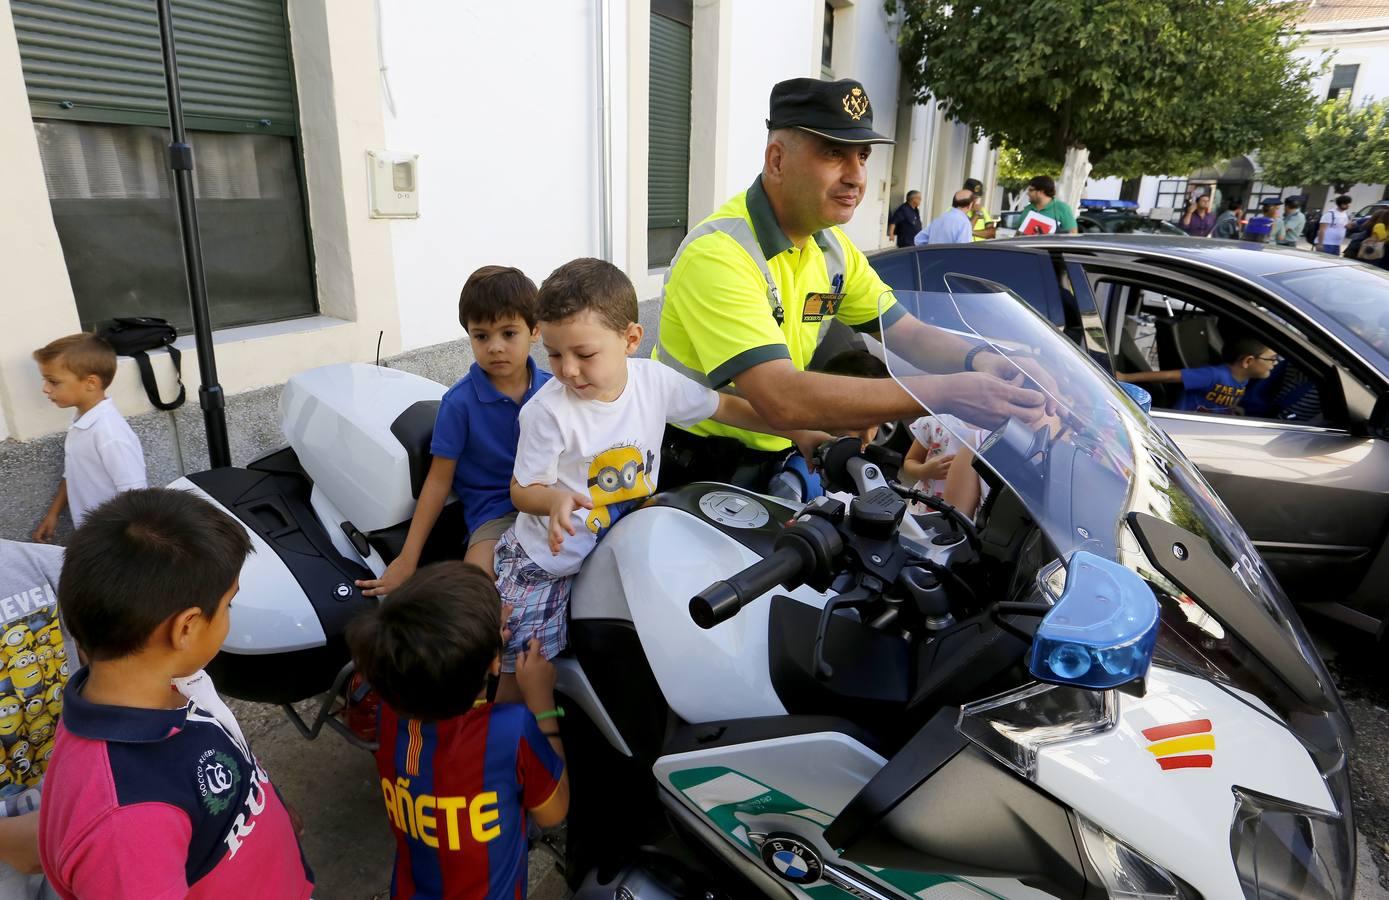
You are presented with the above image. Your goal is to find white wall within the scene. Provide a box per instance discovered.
[721,2,820,205]
[829,0,903,251]
[378,0,605,352]
[1298,25,1389,107]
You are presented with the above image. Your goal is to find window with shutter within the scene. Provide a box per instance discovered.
[648,0,692,269]
[1327,64,1358,102]
[13,0,315,333]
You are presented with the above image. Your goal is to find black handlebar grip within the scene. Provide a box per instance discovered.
[689,581,741,629]
[689,546,806,629]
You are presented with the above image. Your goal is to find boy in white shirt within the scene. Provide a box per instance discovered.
[31,334,146,542]
[495,258,825,700]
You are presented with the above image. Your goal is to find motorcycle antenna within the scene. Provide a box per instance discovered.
[156,0,231,469]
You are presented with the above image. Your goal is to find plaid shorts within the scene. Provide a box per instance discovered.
[493,527,573,672]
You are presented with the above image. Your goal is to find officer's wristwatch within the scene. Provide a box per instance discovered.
[963,344,997,373]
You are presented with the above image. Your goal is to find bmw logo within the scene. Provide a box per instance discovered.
[759,834,823,886]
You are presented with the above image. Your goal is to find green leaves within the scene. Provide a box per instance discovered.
[891,0,1316,175]
[1259,98,1389,190]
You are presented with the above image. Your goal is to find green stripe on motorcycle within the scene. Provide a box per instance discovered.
[669,766,1006,899]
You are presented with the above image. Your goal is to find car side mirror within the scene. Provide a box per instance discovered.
[1333,365,1378,429]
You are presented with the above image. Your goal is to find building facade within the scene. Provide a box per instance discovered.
[0,0,991,539]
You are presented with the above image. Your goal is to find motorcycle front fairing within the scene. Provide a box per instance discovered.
[861,282,1354,899]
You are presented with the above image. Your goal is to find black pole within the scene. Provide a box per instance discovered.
[156,0,231,469]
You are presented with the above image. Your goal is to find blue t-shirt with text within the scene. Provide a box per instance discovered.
[430,359,550,534]
[1179,365,1248,414]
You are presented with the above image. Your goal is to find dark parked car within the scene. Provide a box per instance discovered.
[866,235,1389,635]
[1078,211,1187,236]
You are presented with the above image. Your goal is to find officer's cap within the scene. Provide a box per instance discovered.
[766,77,893,145]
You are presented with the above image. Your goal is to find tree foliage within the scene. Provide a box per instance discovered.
[1258,98,1389,192]
[891,0,1317,177]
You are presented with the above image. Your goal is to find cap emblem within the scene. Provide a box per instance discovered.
[842,86,869,121]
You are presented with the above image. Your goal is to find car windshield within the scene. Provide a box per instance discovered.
[1266,264,1389,369]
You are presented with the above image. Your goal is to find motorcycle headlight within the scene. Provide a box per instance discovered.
[957,681,1115,780]
[1077,815,1198,900]
[1230,787,1355,900]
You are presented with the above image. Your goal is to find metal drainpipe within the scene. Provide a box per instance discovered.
[595,0,614,262]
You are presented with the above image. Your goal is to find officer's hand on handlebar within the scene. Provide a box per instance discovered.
[792,430,836,467]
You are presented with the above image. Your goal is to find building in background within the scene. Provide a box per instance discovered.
[0,0,994,536]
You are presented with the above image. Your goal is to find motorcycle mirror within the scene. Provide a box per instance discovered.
[1118,382,1152,415]
[1027,551,1159,691]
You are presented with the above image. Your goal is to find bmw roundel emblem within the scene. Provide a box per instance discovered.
[759,834,823,885]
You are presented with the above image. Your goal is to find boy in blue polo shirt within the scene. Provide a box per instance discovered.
[359,266,549,596]
[1118,335,1278,415]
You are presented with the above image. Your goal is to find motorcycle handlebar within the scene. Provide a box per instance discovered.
[689,546,806,629]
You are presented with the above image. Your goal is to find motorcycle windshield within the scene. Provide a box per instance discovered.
[878,279,1343,724]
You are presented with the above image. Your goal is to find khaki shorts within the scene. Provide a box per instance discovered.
[467,511,517,549]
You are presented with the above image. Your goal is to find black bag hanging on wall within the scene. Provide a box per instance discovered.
[97,317,186,411]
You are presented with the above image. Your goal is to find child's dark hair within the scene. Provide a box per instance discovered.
[347,562,502,721]
[1223,335,1272,365]
[536,258,638,333]
[32,333,118,389]
[458,265,539,330]
[59,488,252,661]
[820,349,889,379]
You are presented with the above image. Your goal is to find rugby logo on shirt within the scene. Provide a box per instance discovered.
[196,748,242,815]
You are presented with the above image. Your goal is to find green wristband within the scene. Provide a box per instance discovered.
[534,707,565,722]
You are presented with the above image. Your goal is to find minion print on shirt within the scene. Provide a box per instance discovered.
[584,444,657,538]
[0,574,69,807]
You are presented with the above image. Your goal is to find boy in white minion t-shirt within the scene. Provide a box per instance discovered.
[493,258,827,702]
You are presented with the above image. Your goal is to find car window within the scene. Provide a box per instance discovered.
[1267,265,1389,371]
[1097,277,1330,425]
[869,252,917,292]
[916,249,1061,324]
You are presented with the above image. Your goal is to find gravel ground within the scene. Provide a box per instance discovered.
[1313,619,1389,899]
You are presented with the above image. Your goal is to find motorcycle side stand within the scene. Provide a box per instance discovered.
[279,660,380,752]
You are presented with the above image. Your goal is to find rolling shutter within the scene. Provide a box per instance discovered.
[648,0,692,267]
[13,0,297,135]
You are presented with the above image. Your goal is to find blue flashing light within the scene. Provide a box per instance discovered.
[1027,551,1159,690]
[1079,199,1139,209]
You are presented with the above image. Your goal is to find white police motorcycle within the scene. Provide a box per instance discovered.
[173,277,1355,900]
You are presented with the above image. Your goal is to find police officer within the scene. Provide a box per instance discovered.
[655,77,1046,490]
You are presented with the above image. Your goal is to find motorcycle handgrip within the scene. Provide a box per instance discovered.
[690,546,805,629]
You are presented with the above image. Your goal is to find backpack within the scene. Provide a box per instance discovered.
[98,317,186,411]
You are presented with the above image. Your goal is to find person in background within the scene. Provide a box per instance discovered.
[1180,194,1216,237]
[916,189,975,245]
[1318,195,1353,255]
[1278,198,1305,248]
[30,334,146,543]
[963,178,996,240]
[1359,209,1389,269]
[1241,199,1282,244]
[1213,198,1243,240]
[1018,175,1078,234]
[887,190,923,248]
[1117,336,1278,415]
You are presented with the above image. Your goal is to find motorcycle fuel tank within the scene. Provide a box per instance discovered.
[572,493,834,724]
